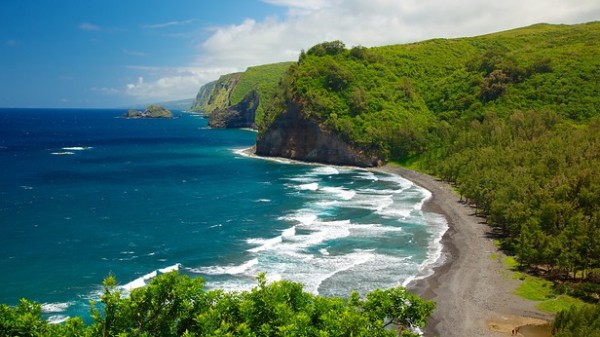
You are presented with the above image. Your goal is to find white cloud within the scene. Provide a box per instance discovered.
[124,0,600,101]
[79,22,101,31]
[123,67,237,101]
[142,19,195,29]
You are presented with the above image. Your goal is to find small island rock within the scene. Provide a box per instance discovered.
[127,105,173,118]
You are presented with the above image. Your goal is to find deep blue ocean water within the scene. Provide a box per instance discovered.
[0,108,447,323]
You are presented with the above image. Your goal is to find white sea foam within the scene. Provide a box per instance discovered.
[355,171,379,181]
[159,264,180,273]
[309,166,339,176]
[190,258,259,276]
[279,211,318,226]
[51,151,75,155]
[296,182,319,191]
[48,315,69,324]
[286,176,319,183]
[121,264,180,292]
[184,156,448,298]
[344,193,395,212]
[247,236,283,252]
[42,302,71,313]
[255,199,271,203]
[62,146,93,151]
[320,186,356,200]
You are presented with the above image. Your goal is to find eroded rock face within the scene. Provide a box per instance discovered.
[255,103,381,167]
[208,90,259,129]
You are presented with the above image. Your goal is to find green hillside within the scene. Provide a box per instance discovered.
[190,62,293,128]
[260,22,599,159]
[260,22,600,305]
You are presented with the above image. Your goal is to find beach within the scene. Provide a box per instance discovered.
[378,166,552,336]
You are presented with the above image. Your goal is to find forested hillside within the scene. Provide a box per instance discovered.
[258,22,600,301]
[260,22,599,158]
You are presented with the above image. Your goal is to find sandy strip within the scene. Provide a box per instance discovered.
[376,166,552,337]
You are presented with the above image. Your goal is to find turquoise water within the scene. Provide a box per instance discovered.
[0,108,447,323]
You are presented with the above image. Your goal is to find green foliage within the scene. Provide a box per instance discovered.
[191,62,293,129]
[536,295,585,314]
[552,303,600,337]
[0,272,434,337]
[514,275,555,301]
[255,22,600,332]
[261,22,600,163]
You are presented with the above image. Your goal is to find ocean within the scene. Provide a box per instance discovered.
[0,108,447,323]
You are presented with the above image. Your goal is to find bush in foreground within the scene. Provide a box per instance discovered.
[0,272,434,337]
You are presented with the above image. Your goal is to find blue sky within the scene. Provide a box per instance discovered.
[1,0,599,108]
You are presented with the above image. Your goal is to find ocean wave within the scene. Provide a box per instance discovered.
[47,315,69,324]
[51,151,75,155]
[295,182,319,191]
[308,166,340,176]
[354,171,379,181]
[121,263,180,292]
[189,258,259,276]
[320,186,356,200]
[42,302,72,313]
[279,210,318,226]
[62,146,93,151]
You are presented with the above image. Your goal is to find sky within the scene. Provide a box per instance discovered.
[1,0,599,108]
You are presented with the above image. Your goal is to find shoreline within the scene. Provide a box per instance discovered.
[240,148,552,335]
[377,165,552,336]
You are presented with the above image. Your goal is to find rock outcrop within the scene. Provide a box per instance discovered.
[255,102,382,167]
[127,105,173,118]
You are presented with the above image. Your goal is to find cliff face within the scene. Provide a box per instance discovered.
[209,90,259,128]
[255,102,382,167]
[189,80,216,112]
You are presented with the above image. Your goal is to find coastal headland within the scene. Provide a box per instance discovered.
[379,165,552,337]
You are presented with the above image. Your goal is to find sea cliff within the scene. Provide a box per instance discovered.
[255,101,381,167]
[190,62,293,129]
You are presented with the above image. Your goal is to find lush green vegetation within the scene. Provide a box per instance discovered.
[552,303,600,336]
[0,272,434,337]
[191,62,293,129]
[260,21,600,300]
[260,22,599,160]
[256,22,600,334]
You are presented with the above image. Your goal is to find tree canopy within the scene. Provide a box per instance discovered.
[0,272,434,337]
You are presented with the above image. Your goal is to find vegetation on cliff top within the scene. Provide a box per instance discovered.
[0,272,434,337]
